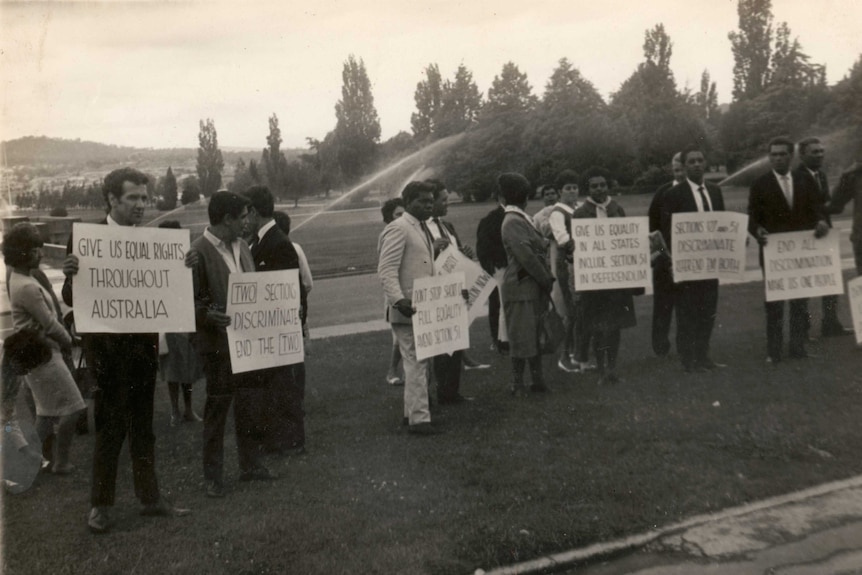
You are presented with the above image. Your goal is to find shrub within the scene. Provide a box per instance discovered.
[49,206,68,217]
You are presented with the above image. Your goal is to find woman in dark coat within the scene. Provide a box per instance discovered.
[499,173,556,395]
[573,167,637,385]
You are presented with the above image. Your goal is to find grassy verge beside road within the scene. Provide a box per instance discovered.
[5,275,862,574]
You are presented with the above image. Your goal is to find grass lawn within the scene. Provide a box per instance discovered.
[5,273,862,574]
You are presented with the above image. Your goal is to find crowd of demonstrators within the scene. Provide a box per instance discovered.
[4,223,85,474]
[532,184,560,239]
[61,167,191,533]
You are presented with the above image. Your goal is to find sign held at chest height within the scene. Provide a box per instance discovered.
[671,212,749,282]
[412,272,470,361]
[434,245,497,325]
[225,269,304,374]
[762,231,843,302]
[572,216,651,291]
[71,223,195,333]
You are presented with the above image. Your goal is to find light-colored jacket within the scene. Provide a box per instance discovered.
[377,212,435,324]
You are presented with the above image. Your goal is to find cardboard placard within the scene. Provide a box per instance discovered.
[71,223,194,333]
[671,212,749,282]
[762,231,843,302]
[847,276,862,345]
[435,245,497,325]
[225,269,304,374]
[412,272,469,361]
[571,216,650,291]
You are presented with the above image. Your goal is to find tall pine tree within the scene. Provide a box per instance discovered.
[196,118,224,197]
[334,55,381,183]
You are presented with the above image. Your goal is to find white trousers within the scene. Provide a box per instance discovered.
[391,324,431,425]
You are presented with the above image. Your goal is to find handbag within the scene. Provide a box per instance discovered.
[537,300,566,355]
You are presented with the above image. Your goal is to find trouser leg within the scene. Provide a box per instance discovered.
[393,325,430,425]
[789,298,810,354]
[765,301,784,360]
[91,384,129,507]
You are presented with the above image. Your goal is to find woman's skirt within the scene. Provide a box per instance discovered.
[25,350,85,417]
[503,298,543,358]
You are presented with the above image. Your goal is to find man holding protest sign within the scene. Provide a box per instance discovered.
[190,191,274,498]
[794,137,853,338]
[242,185,307,455]
[62,167,190,534]
[660,149,727,374]
[749,136,830,363]
[377,181,441,435]
[426,180,482,404]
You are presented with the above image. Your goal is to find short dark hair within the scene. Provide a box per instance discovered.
[554,169,579,190]
[581,166,612,191]
[158,220,181,229]
[540,184,558,197]
[768,136,795,154]
[425,179,447,199]
[3,222,43,267]
[401,181,435,205]
[381,198,404,223]
[208,191,250,226]
[680,148,705,165]
[102,167,149,209]
[798,137,821,155]
[273,211,291,235]
[497,173,531,206]
[243,185,275,218]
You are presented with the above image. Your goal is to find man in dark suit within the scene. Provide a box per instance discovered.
[794,137,852,337]
[476,196,508,354]
[649,152,684,357]
[62,167,190,534]
[242,185,307,455]
[748,136,830,363]
[660,149,726,373]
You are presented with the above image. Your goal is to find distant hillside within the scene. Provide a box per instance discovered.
[1,136,305,169]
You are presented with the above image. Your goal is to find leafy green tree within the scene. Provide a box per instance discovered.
[196,118,224,196]
[334,55,381,182]
[695,70,720,122]
[484,62,537,119]
[161,166,178,210]
[436,64,483,137]
[261,114,288,198]
[411,63,443,139]
[729,0,773,101]
[229,158,258,195]
[181,175,201,205]
[542,57,605,114]
[769,22,825,89]
[643,23,673,73]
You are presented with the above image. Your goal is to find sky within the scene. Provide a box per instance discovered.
[1,0,861,151]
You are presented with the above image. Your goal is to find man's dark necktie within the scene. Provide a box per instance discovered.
[697,185,711,212]
[419,220,434,255]
[249,233,260,252]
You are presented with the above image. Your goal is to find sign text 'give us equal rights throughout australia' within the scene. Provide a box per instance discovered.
[71,223,195,333]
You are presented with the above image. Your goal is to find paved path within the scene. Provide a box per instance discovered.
[480,476,862,575]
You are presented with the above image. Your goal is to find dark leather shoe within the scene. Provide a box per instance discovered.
[408,422,444,435]
[88,506,111,534]
[206,481,226,498]
[140,498,190,517]
[239,466,278,481]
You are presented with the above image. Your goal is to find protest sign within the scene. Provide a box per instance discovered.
[435,245,497,325]
[762,231,843,302]
[572,216,650,291]
[412,272,469,361]
[670,211,749,282]
[71,223,194,333]
[225,269,304,374]
[847,277,862,345]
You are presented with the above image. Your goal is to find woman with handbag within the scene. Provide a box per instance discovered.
[499,173,556,396]
[4,223,85,474]
[572,168,639,385]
